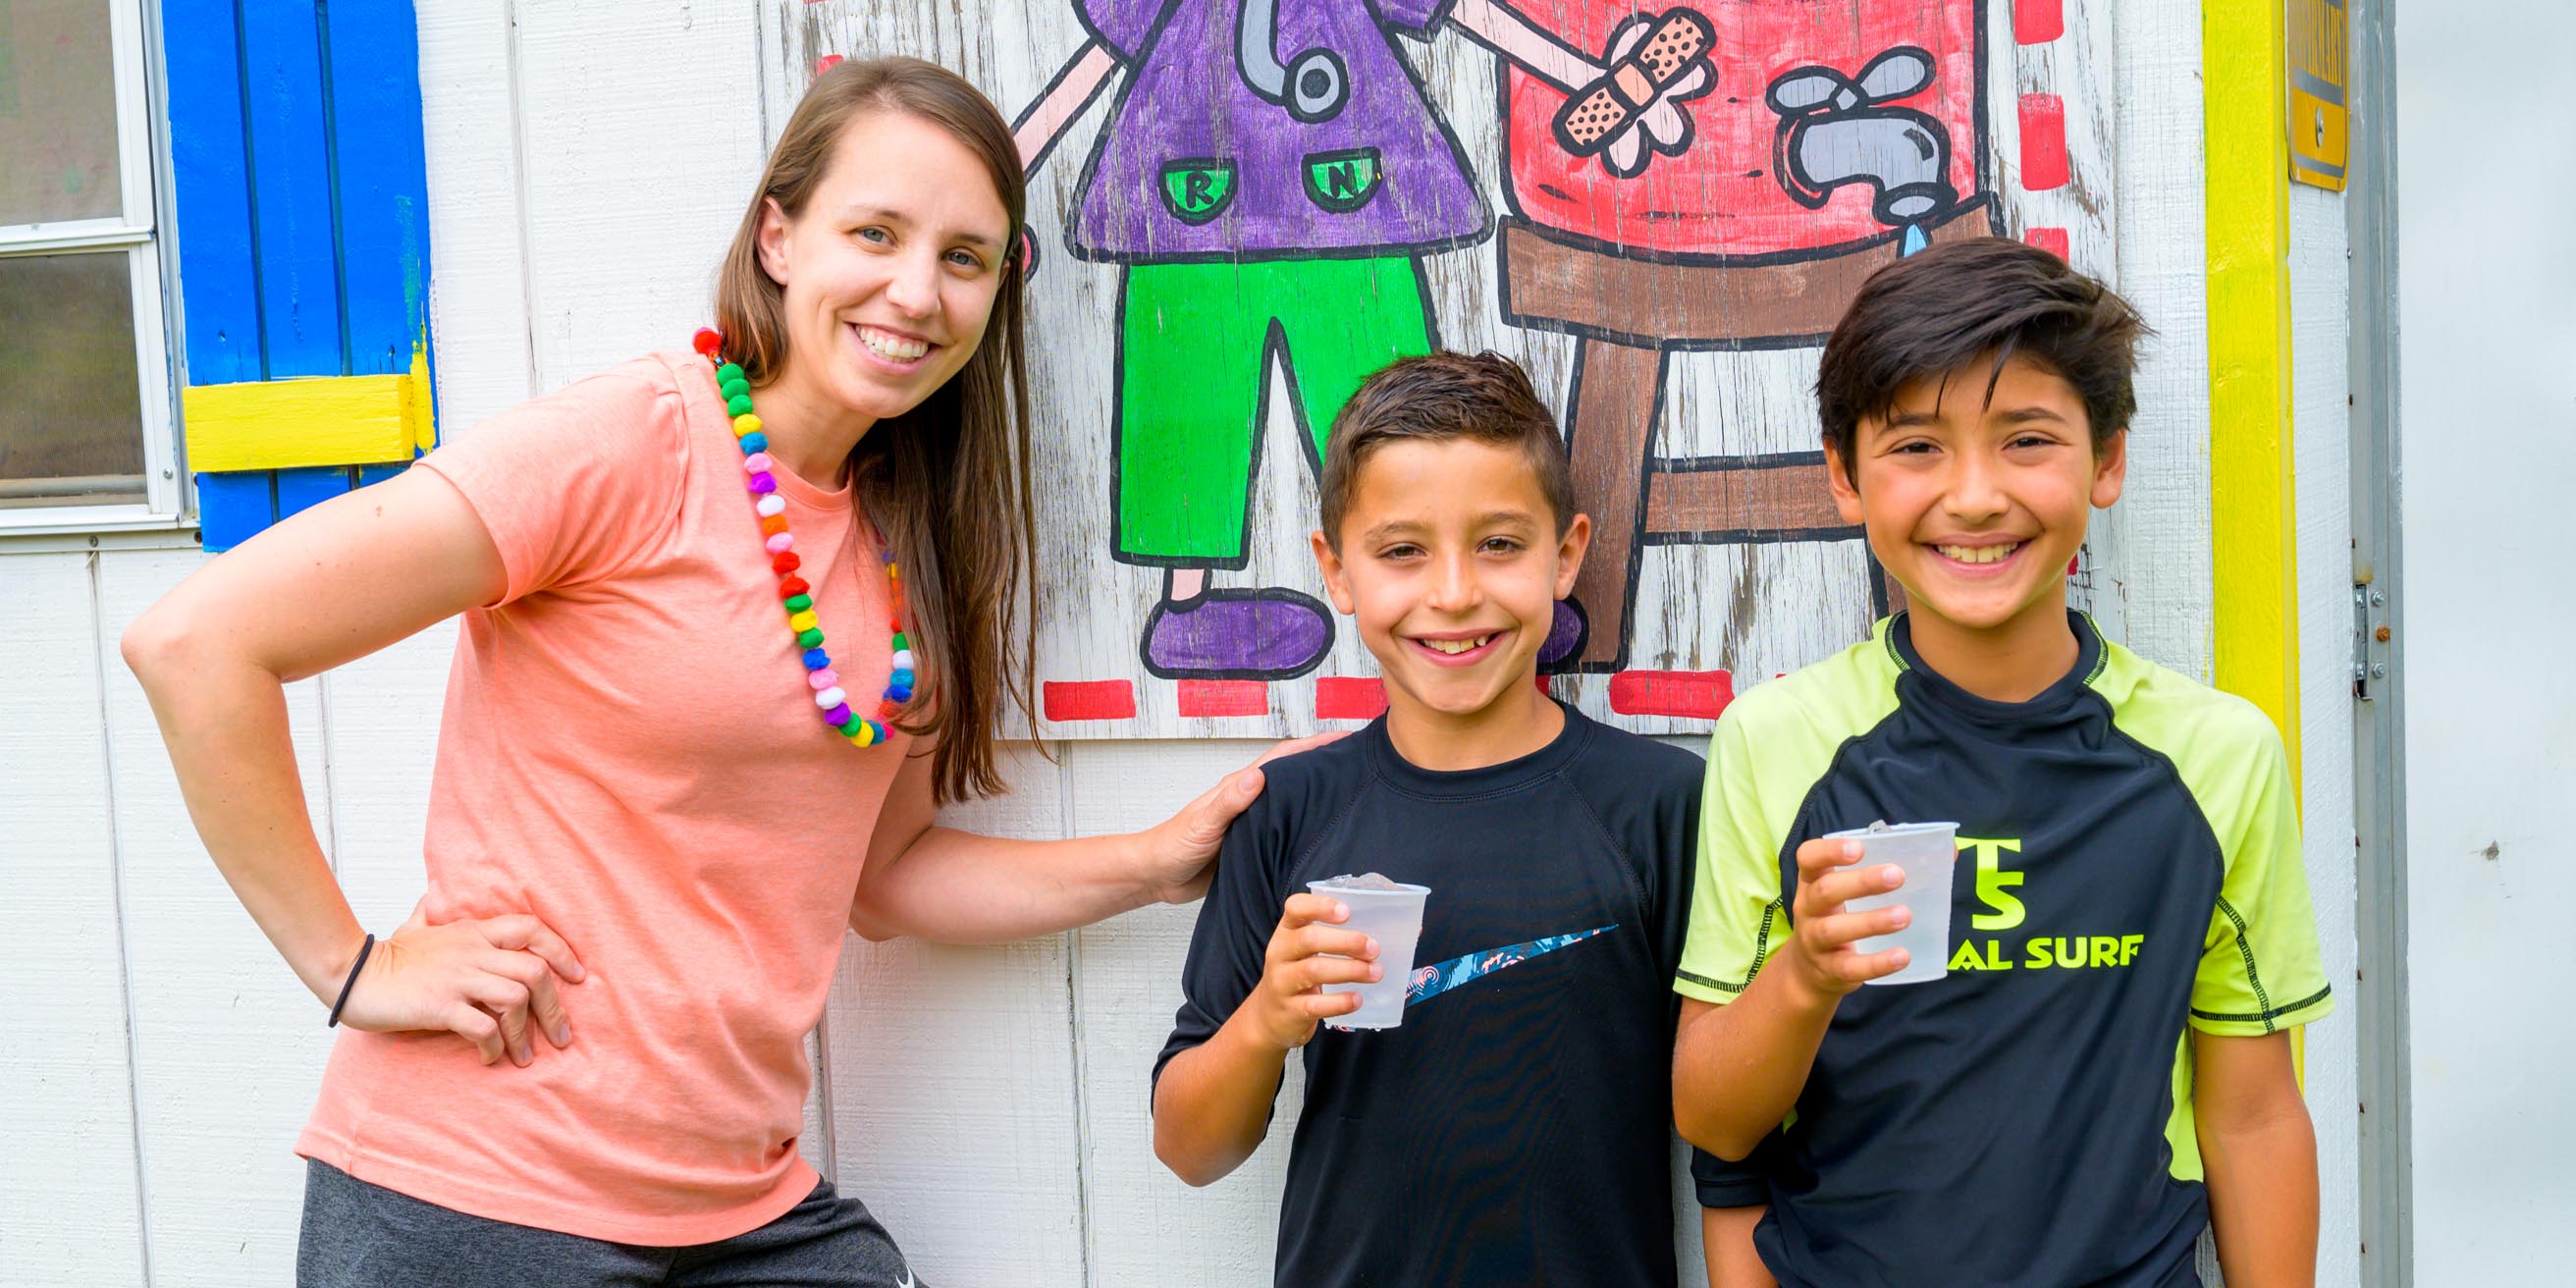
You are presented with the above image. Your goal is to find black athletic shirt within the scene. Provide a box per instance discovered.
[1155,704,1757,1287]
[1678,613,2334,1287]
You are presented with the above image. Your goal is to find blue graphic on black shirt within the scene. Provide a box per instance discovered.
[1404,926,1614,1006]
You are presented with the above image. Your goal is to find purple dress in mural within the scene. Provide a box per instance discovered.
[1069,0,1486,260]
[1051,0,1492,679]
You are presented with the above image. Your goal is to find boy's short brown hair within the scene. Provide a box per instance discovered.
[1319,350,1575,548]
[1816,238,2149,481]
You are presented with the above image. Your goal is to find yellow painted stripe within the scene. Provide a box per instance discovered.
[406,343,438,456]
[183,346,434,472]
[2202,1,2301,785]
[2204,3,2308,1081]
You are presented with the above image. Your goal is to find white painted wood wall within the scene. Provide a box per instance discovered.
[0,1,2370,1283]
[2391,0,2576,1276]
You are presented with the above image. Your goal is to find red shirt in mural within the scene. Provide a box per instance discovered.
[1503,0,1983,256]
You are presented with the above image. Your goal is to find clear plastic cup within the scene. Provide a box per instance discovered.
[1824,822,1959,987]
[1305,875,1431,1029]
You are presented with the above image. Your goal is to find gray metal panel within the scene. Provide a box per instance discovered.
[2344,1,2412,1282]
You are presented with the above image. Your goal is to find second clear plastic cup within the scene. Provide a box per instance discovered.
[1305,877,1431,1029]
[1824,822,1959,987]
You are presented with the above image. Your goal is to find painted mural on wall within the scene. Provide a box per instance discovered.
[1480,1,1992,671]
[773,0,2096,737]
[1014,0,1485,683]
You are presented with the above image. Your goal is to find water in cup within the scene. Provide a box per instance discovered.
[1306,873,1431,1029]
[1824,821,1959,986]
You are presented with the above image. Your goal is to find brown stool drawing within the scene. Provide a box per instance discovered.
[1500,197,1996,670]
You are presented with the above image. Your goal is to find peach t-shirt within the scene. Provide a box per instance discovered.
[297,352,909,1244]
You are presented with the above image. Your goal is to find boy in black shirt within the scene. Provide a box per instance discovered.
[1671,240,2332,1286]
[1152,352,1758,1286]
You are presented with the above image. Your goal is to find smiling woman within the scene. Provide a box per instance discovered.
[714,60,1038,802]
[119,56,1323,1288]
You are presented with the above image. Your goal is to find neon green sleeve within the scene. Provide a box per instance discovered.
[1675,634,1903,1005]
[2188,717,2335,1036]
[1675,705,1789,1004]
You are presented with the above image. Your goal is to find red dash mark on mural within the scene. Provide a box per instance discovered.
[815,54,844,75]
[1179,680,1269,718]
[2019,94,2069,190]
[1043,680,1136,722]
[1315,677,1389,721]
[2013,0,2065,44]
[2025,227,2071,260]
[1607,671,1736,721]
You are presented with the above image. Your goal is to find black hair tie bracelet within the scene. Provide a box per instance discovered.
[327,934,375,1028]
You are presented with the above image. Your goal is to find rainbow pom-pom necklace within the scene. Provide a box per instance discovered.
[695,327,911,748]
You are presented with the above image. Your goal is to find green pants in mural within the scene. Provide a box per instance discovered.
[1113,256,1433,567]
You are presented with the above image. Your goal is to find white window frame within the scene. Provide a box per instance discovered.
[0,0,184,535]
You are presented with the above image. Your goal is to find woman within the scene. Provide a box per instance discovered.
[125,58,1310,1285]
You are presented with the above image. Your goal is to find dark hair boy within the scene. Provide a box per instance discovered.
[1152,351,1766,1286]
[1669,239,2334,1286]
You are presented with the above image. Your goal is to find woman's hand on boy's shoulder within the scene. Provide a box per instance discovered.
[1138,731,1348,906]
[1228,892,1379,1053]
[1776,837,1917,1004]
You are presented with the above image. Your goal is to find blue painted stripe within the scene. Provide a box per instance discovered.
[240,1,343,378]
[194,471,275,552]
[356,462,407,489]
[274,466,353,520]
[322,0,431,377]
[165,0,262,384]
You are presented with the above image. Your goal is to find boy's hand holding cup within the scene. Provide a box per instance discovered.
[1238,892,1383,1051]
[1780,822,1959,1000]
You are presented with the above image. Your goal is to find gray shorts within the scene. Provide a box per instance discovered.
[297,1159,925,1287]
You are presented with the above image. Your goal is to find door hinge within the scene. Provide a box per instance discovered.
[2353,565,2389,702]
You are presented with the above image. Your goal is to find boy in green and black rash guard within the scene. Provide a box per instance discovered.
[1670,239,2334,1288]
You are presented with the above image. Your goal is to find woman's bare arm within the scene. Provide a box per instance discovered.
[123,469,583,1064]
[850,733,1340,943]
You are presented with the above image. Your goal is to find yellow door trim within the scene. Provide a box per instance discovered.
[2203,0,2302,787]
[2205,0,2310,1083]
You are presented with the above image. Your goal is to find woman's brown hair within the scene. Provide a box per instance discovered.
[715,57,1036,804]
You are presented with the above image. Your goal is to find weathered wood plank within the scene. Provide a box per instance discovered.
[315,628,453,939]
[511,0,768,392]
[1067,740,1302,1285]
[2288,178,2360,1288]
[822,744,1086,1285]
[2110,0,2215,678]
[0,554,148,1286]
[93,548,340,1286]
[413,0,540,430]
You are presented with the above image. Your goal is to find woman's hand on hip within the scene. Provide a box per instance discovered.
[1142,732,1346,905]
[338,903,588,1068]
